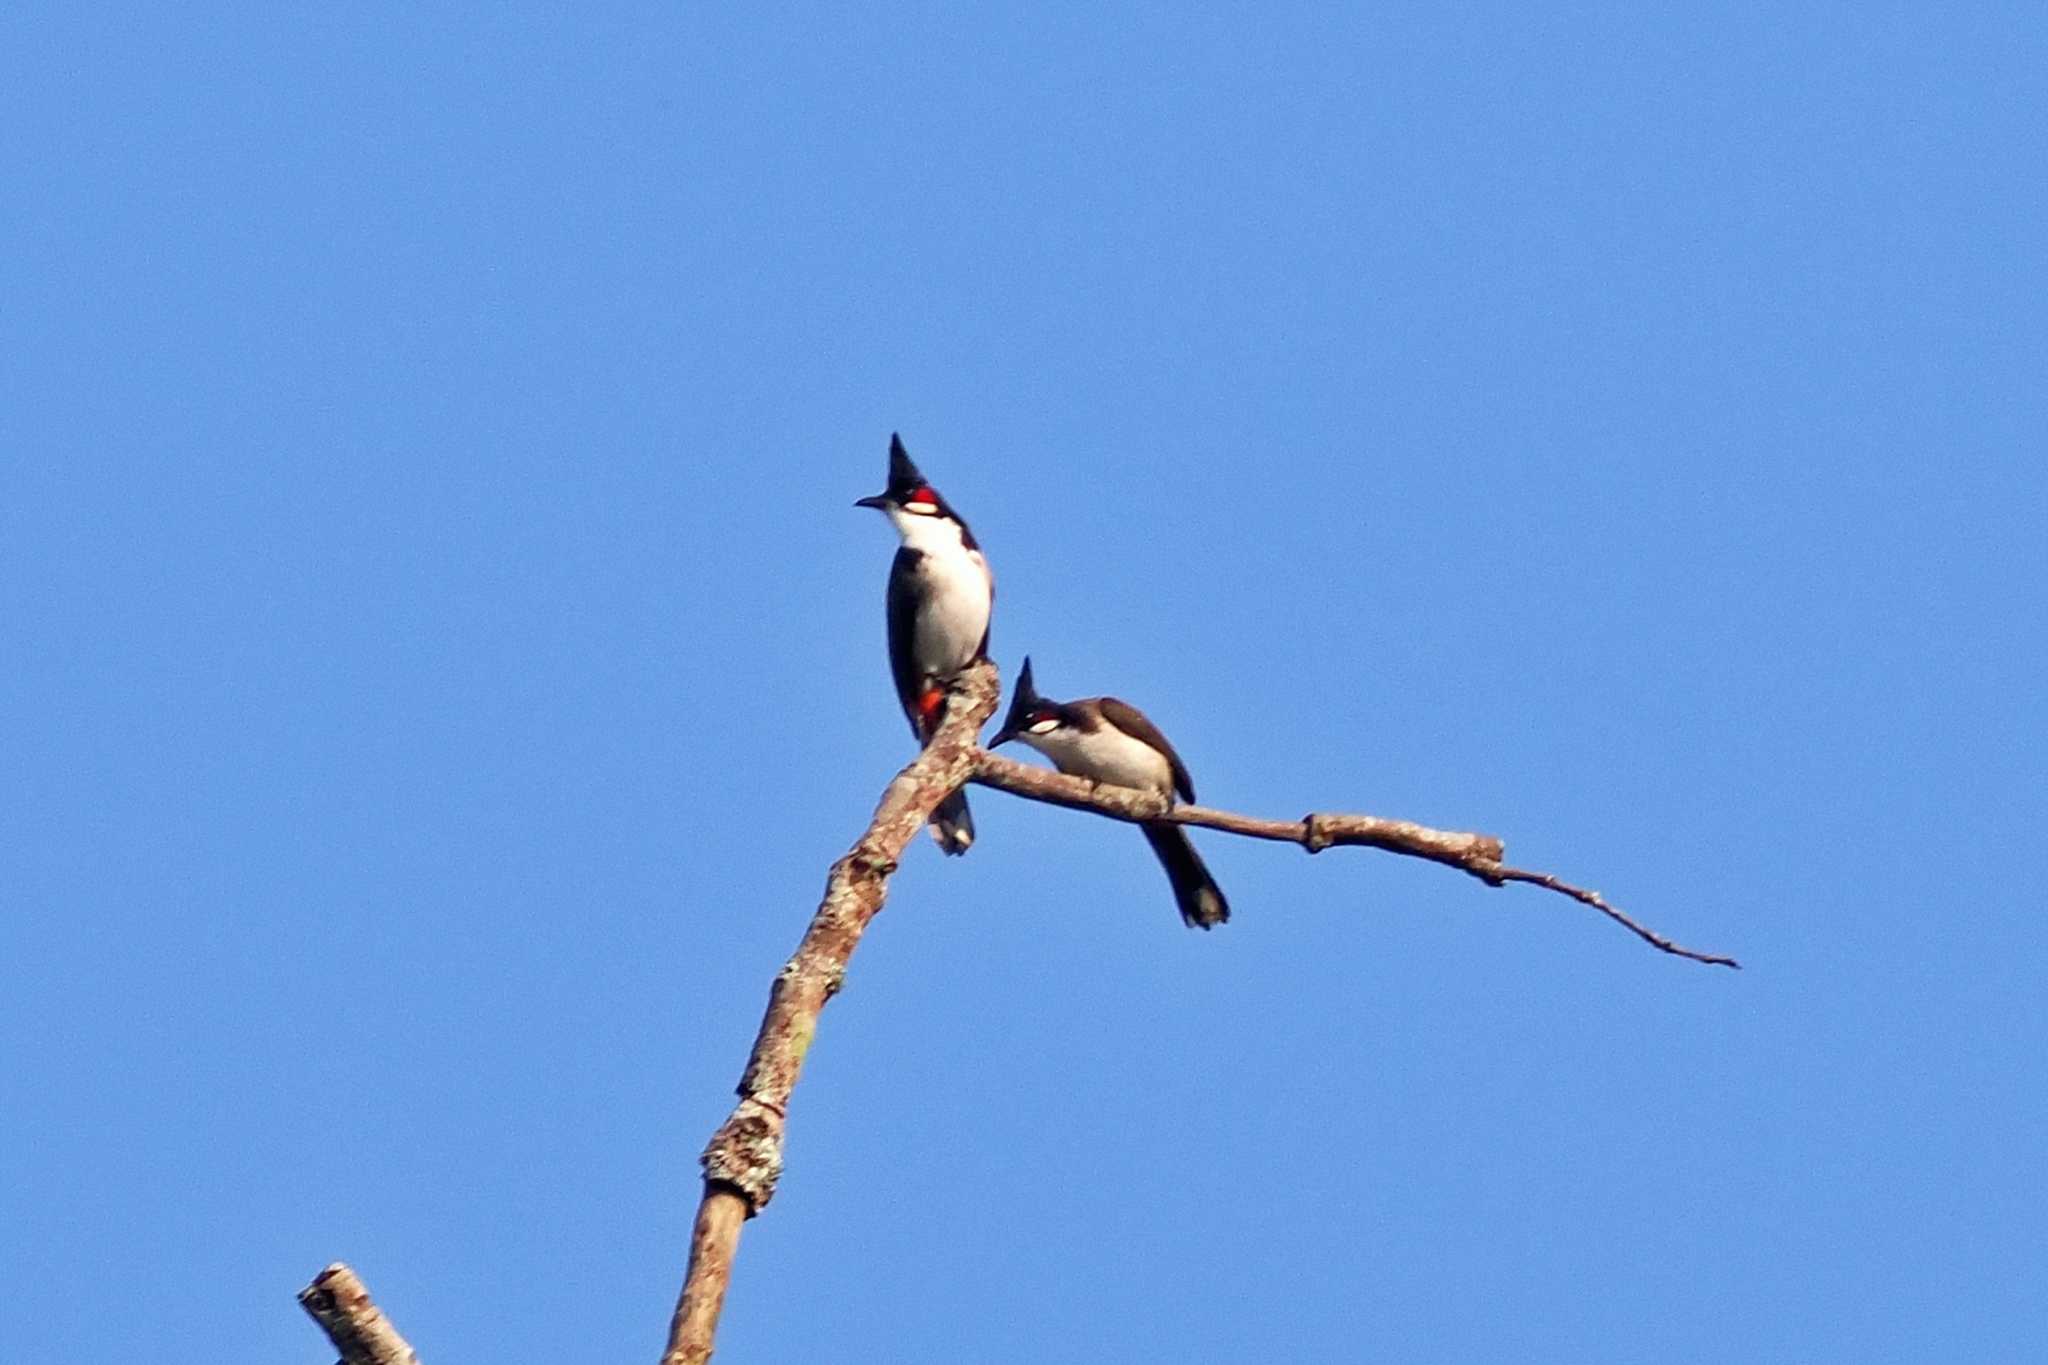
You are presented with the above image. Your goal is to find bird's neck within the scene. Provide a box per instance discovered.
[893,510,970,558]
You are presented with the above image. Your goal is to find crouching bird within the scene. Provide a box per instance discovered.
[989,658,1229,929]
[856,433,994,854]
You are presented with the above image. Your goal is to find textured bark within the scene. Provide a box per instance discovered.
[973,752,1508,867]
[659,661,1003,1365]
[664,1193,746,1365]
[972,751,1738,968]
[298,1263,420,1365]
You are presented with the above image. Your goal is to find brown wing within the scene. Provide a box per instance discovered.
[1097,696,1196,803]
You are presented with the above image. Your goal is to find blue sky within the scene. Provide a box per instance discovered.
[4,5,2044,1362]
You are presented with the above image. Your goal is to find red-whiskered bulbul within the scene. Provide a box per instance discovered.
[988,658,1230,929]
[855,433,995,855]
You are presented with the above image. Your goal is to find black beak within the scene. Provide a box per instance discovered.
[987,723,1018,749]
[854,493,889,510]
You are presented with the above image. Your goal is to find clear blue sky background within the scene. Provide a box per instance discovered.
[4,6,2043,1362]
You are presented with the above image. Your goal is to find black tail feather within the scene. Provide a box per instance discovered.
[1140,823,1229,929]
[930,789,974,856]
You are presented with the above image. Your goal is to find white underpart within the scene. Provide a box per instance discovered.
[889,505,992,679]
[1019,723,1174,796]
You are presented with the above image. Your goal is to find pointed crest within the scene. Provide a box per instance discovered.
[993,656,1041,745]
[888,432,927,493]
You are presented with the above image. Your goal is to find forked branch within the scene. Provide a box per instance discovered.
[660,658,1737,1361]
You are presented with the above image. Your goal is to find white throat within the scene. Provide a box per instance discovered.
[888,506,966,555]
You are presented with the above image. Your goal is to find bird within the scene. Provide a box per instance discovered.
[988,657,1229,929]
[855,433,995,855]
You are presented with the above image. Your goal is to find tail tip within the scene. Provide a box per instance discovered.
[930,822,974,856]
[1182,890,1229,930]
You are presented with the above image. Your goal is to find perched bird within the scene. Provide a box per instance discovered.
[989,658,1229,929]
[855,433,995,854]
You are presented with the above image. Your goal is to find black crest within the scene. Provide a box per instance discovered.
[992,657,1045,745]
[888,432,928,494]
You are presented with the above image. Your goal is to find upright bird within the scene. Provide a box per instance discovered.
[989,658,1230,929]
[855,434,995,855]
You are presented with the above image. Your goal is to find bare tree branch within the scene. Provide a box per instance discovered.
[970,751,1740,969]
[315,657,1733,1363]
[654,671,1738,1361]
[970,752,1508,868]
[653,663,1743,1360]
[659,662,1005,1365]
[1484,865,1738,968]
[298,1263,420,1365]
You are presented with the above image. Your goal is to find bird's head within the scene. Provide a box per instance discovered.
[989,657,1068,749]
[855,433,959,532]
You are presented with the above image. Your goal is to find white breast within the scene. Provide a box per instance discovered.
[897,514,991,677]
[1023,723,1174,796]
